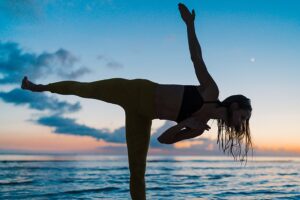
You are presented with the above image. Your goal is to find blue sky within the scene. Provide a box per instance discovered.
[0,0,300,156]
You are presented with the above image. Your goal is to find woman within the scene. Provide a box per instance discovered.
[21,3,252,200]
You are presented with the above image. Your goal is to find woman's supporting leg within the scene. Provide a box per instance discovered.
[125,110,152,200]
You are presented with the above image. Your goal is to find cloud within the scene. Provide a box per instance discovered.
[58,67,90,79]
[106,61,123,69]
[0,41,90,85]
[34,114,166,146]
[97,55,123,69]
[185,136,221,154]
[32,114,219,154]
[0,0,46,20]
[250,57,256,63]
[36,115,126,143]
[33,114,178,148]
[165,34,176,42]
[0,88,81,114]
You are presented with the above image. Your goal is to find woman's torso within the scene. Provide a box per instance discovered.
[154,84,184,121]
[154,83,210,122]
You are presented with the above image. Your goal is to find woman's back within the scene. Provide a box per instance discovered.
[154,83,184,121]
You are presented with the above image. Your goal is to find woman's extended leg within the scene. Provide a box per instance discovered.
[22,76,141,111]
[22,77,158,118]
[125,110,152,200]
[47,78,139,109]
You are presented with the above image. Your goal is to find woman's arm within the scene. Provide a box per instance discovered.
[157,117,210,144]
[157,127,202,144]
[178,3,219,97]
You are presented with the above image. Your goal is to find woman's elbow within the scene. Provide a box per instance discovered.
[157,136,174,144]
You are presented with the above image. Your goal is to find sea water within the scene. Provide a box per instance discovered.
[0,155,299,200]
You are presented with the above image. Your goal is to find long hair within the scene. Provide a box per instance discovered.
[217,95,253,163]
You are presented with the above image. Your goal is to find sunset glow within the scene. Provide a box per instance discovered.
[0,0,299,157]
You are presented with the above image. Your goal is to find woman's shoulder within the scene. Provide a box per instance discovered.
[157,83,185,92]
[196,84,219,102]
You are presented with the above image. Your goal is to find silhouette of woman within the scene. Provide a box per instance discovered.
[21,3,252,200]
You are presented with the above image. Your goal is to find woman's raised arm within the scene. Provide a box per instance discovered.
[178,3,219,97]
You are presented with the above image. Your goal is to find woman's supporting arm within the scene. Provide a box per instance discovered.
[157,126,204,144]
[157,117,210,144]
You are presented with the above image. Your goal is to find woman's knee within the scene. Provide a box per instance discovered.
[129,161,146,174]
[130,172,145,184]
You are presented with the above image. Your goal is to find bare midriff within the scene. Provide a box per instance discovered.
[154,84,185,121]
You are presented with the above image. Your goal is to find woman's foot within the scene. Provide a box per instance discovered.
[21,76,45,92]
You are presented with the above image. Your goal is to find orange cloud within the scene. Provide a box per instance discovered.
[0,131,125,153]
[174,140,204,149]
[254,144,300,154]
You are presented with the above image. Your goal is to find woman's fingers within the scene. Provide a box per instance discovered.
[21,76,28,89]
[178,3,195,24]
[178,3,190,14]
[178,3,185,9]
[192,9,195,17]
[205,125,211,131]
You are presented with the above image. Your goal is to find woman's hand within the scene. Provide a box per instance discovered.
[181,117,211,131]
[178,3,195,25]
[157,123,209,144]
[157,116,210,145]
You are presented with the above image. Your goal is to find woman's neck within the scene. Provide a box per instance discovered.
[210,106,228,122]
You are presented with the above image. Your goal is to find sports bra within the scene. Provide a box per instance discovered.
[175,85,220,123]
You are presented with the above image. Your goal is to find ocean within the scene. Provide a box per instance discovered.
[0,155,299,200]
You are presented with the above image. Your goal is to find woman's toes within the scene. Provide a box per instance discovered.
[21,78,26,89]
[21,76,30,90]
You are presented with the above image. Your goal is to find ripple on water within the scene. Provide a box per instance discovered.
[25,186,121,198]
[277,172,298,176]
[206,174,234,180]
[0,179,35,186]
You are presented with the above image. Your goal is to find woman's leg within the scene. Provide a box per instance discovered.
[44,78,140,111]
[22,76,158,118]
[125,110,152,200]
[46,78,158,118]
[22,76,157,199]
[47,79,156,199]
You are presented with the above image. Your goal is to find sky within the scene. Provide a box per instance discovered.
[0,0,299,157]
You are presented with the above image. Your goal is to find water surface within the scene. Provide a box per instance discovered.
[0,155,299,199]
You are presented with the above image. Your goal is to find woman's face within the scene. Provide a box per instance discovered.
[230,108,251,127]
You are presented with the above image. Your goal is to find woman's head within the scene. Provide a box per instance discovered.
[217,95,252,162]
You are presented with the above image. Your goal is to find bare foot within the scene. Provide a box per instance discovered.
[21,76,31,90]
[21,76,44,92]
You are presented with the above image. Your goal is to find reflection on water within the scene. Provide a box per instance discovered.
[0,155,299,199]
